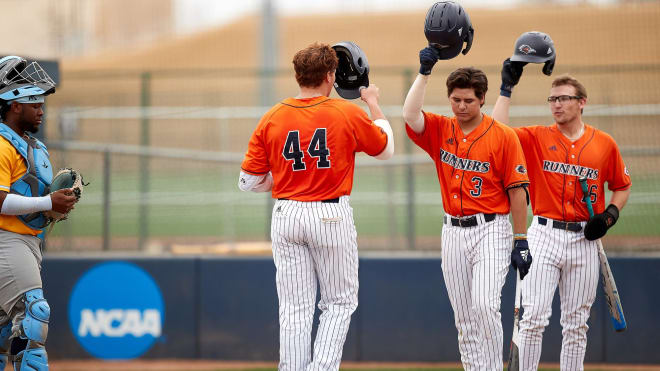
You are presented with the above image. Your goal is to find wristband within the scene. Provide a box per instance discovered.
[500,83,512,97]
[514,233,527,240]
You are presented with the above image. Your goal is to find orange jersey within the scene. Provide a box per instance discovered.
[515,124,631,222]
[241,96,387,201]
[0,136,41,236]
[406,112,529,216]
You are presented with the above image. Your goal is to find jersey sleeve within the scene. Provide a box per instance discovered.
[405,111,441,156]
[605,137,632,191]
[347,103,388,156]
[240,121,270,175]
[0,141,14,192]
[500,127,530,189]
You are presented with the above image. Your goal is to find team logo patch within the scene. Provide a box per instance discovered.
[518,44,536,55]
[548,145,557,151]
[516,165,527,174]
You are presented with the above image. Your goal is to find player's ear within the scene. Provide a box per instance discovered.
[578,97,587,112]
[326,70,335,84]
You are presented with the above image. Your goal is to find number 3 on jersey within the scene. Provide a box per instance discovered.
[282,129,331,171]
[470,176,482,197]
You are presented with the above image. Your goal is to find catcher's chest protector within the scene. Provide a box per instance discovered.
[0,123,52,229]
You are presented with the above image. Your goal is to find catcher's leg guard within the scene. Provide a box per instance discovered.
[12,289,49,371]
[0,321,12,370]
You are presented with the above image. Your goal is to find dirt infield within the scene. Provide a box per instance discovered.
[39,360,660,371]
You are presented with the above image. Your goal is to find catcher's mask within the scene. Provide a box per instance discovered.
[332,41,369,100]
[424,1,474,60]
[0,56,56,104]
[511,31,556,76]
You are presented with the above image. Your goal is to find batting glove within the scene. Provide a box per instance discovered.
[419,47,440,76]
[511,238,532,280]
[500,58,528,97]
[584,204,620,241]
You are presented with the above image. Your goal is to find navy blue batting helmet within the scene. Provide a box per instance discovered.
[424,1,474,60]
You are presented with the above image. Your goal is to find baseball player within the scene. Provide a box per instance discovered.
[238,42,393,371]
[492,32,632,370]
[0,56,77,371]
[403,4,532,370]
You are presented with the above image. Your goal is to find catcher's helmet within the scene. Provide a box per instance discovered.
[0,56,55,104]
[424,1,474,60]
[332,41,369,100]
[511,31,556,76]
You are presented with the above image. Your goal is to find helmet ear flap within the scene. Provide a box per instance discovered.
[543,58,555,76]
[462,26,474,55]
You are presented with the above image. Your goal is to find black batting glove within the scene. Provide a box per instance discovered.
[511,238,532,280]
[500,58,528,97]
[419,47,440,76]
[584,204,620,241]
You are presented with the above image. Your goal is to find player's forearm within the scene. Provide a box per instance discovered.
[609,188,630,211]
[491,95,511,125]
[508,186,528,235]
[0,193,52,215]
[402,74,429,133]
[363,99,386,121]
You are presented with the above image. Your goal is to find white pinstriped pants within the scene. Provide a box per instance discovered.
[271,196,358,371]
[519,216,599,371]
[441,213,512,371]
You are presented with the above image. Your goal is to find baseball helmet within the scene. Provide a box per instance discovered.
[0,56,55,104]
[511,31,556,76]
[424,1,474,60]
[332,41,369,100]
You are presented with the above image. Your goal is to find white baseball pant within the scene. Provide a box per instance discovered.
[441,213,512,371]
[271,196,358,371]
[519,216,599,371]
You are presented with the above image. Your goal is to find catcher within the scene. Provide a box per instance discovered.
[0,56,82,371]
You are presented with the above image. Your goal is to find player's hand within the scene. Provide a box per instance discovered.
[511,238,532,279]
[419,46,440,75]
[500,58,528,97]
[360,84,379,105]
[50,188,78,214]
[584,204,619,241]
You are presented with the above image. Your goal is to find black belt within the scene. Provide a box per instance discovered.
[277,197,339,203]
[537,217,583,232]
[444,213,496,228]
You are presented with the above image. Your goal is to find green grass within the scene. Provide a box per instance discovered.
[50,167,660,243]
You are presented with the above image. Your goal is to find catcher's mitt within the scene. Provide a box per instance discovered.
[44,168,86,226]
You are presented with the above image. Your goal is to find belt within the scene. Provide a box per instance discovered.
[277,197,339,203]
[537,217,583,232]
[444,213,496,228]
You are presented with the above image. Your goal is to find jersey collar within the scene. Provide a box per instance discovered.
[281,96,330,107]
[453,113,492,141]
[551,122,593,146]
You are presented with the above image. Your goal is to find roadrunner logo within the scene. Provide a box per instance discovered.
[543,160,599,180]
[439,149,490,173]
[518,44,536,55]
[69,262,164,360]
[516,165,527,174]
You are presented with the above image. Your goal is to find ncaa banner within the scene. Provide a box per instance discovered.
[68,262,165,360]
